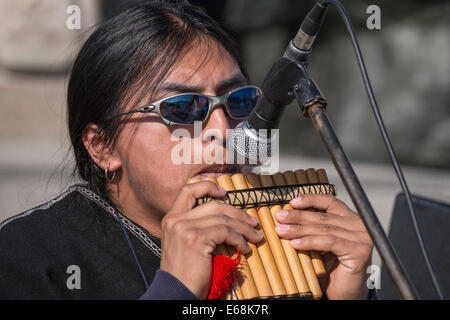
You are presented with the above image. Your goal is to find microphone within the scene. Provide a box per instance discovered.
[232,1,328,165]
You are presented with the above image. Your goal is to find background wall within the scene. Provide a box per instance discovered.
[0,0,449,299]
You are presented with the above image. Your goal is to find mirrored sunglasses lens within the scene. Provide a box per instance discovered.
[227,87,260,118]
[160,95,209,124]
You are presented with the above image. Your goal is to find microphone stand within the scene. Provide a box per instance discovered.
[286,42,418,300]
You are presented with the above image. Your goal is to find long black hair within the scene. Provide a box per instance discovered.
[67,0,247,198]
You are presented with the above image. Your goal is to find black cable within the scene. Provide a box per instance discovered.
[113,208,150,290]
[318,0,445,300]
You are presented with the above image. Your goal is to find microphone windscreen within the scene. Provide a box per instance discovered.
[230,122,273,167]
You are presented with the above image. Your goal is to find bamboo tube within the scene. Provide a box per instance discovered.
[269,173,312,296]
[246,173,299,296]
[304,169,328,277]
[317,169,330,192]
[231,173,279,297]
[216,175,259,299]
[283,171,323,299]
[187,176,239,300]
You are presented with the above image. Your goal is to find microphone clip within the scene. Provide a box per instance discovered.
[293,75,327,117]
[284,39,328,117]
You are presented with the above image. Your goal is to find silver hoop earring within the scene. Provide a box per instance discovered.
[105,164,116,183]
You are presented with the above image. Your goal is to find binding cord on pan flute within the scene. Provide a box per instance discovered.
[187,169,337,300]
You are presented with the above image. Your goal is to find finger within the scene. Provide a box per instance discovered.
[176,215,263,244]
[185,201,258,227]
[169,181,227,215]
[275,209,367,232]
[275,223,373,245]
[290,235,372,259]
[290,194,356,217]
[202,225,253,254]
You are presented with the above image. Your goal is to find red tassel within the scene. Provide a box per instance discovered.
[208,251,241,300]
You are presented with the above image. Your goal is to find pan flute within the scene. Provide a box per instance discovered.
[187,168,337,300]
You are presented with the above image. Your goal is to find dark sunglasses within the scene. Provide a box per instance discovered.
[110,85,261,125]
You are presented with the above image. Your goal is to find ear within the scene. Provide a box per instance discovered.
[82,123,122,173]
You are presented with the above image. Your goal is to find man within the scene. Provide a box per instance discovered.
[0,1,373,299]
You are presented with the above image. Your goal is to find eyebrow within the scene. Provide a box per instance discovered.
[157,73,249,96]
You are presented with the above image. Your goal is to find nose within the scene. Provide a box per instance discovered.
[202,104,231,145]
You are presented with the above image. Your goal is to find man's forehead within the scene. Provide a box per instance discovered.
[160,39,244,87]
[158,73,248,94]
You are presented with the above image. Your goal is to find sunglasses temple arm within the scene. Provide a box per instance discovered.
[106,108,146,120]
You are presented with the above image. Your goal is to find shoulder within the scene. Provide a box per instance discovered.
[0,186,104,262]
[0,185,88,239]
[0,184,121,249]
[0,185,117,299]
[0,184,123,263]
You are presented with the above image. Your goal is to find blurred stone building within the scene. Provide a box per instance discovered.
[0,0,97,168]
